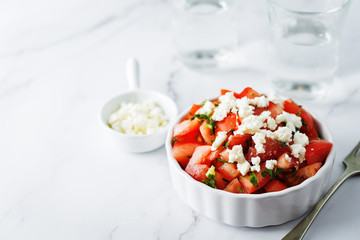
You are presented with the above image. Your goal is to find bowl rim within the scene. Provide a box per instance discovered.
[165,97,335,199]
[99,89,178,139]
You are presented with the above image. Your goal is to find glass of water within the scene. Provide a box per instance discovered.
[172,0,236,69]
[267,0,351,100]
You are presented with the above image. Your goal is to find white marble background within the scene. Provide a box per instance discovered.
[0,0,359,239]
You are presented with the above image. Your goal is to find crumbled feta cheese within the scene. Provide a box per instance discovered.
[234,115,264,135]
[108,100,169,135]
[219,91,237,105]
[252,132,266,154]
[260,130,275,140]
[251,164,260,172]
[265,160,277,170]
[211,131,228,151]
[293,131,309,147]
[276,112,302,132]
[212,104,230,121]
[198,100,215,115]
[273,126,293,143]
[290,144,306,162]
[285,153,291,163]
[268,94,284,107]
[251,156,261,165]
[249,96,269,108]
[234,97,254,118]
[250,156,261,172]
[228,145,246,163]
[266,116,277,130]
[212,92,236,121]
[237,161,251,176]
[259,110,271,120]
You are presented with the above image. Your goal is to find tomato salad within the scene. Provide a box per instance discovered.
[171,87,333,194]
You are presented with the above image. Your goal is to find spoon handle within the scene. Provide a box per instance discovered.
[282,168,353,240]
[126,58,140,90]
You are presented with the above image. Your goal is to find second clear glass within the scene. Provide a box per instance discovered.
[172,0,236,69]
[267,0,351,100]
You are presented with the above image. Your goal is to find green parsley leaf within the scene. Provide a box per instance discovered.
[226,129,234,134]
[216,158,228,163]
[206,166,215,178]
[274,167,286,176]
[245,137,252,146]
[191,114,216,134]
[264,167,287,180]
[238,187,243,193]
[302,119,309,130]
[296,108,302,116]
[191,114,208,121]
[224,141,229,149]
[202,166,216,188]
[187,155,191,158]
[202,177,216,188]
[222,178,230,183]
[250,172,259,188]
[173,137,177,143]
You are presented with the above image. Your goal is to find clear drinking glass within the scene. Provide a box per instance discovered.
[172,0,236,69]
[267,0,351,100]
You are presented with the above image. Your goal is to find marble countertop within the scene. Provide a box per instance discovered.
[1,0,359,239]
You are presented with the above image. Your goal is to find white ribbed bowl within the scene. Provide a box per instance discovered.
[165,106,335,227]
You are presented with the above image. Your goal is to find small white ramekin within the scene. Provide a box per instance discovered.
[165,106,335,227]
[100,89,178,153]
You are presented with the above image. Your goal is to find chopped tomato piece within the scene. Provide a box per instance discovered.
[213,159,225,169]
[227,134,252,149]
[219,149,229,161]
[174,129,203,143]
[199,121,216,144]
[264,180,288,192]
[283,99,318,138]
[239,164,271,193]
[305,139,333,165]
[173,119,202,138]
[221,89,231,95]
[283,162,322,187]
[246,137,290,162]
[186,104,202,120]
[215,171,227,190]
[216,112,238,133]
[253,102,283,119]
[218,163,240,182]
[185,164,209,182]
[206,146,224,163]
[220,89,242,98]
[277,152,300,169]
[187,146,212,165]
[188,145,212,166]
[185,146,212,181]
[224,178,244,193]
[172,142,205,168]
[238,87,261,99]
